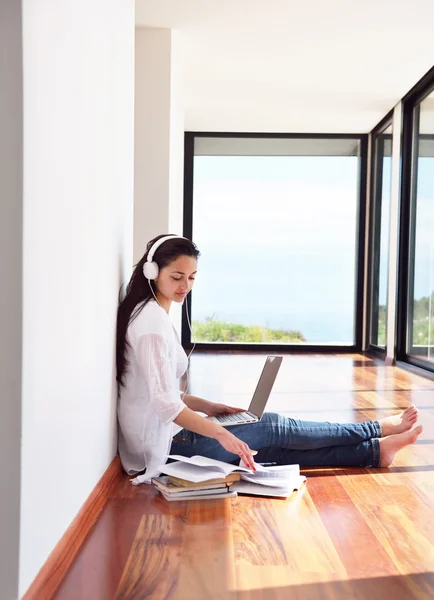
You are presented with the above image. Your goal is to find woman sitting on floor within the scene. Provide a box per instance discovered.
[116,234,422,484]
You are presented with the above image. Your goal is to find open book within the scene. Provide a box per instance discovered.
[158,454,253,483]
[232,464,306,498]
[158,456,306,498]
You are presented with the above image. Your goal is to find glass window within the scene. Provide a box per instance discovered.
[370,124,392,349]
[407,91,434,362]
[189,136,364,346]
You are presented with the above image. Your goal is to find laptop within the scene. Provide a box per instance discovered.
[206,356,283,427]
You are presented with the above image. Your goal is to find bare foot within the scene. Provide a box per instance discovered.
[379,425,423,467]
[379,405,418,437]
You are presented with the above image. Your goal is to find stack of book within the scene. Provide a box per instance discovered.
[152,473,239,501]
[153,455,306,501]
[152,455,250,501]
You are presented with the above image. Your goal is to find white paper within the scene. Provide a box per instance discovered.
[239,463,300,487]
[167,455,252,476]
[159,458,251,483]
[159,456,304,488]
[232,476,306,498]
[240,474,298,488]
[253,463,300,476]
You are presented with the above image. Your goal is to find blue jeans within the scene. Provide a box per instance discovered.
[170,412,382,468]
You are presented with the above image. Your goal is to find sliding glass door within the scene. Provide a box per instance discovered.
[399,70,434,372]
[406,92,434,363]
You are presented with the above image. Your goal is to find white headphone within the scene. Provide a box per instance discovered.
[142,234,188,280]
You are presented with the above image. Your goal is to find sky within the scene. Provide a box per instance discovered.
[189,152,434,343]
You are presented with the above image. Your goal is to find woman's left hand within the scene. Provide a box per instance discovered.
[204,402,245,417]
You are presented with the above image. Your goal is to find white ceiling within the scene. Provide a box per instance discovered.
[135,0,434,133]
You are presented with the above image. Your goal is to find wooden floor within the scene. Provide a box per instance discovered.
[54,354,434,599]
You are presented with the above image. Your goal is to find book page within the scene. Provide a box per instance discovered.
[232,476,306,497]
[240,463,301,487]
[240,474,301,488]
[239,460,300,477]
[167,454,252,476]
[158,462,221,483]
[253,463,300,476]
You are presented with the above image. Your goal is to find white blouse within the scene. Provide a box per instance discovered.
[117,299,188,484]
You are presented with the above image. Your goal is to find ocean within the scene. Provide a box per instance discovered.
[191,253,359,344]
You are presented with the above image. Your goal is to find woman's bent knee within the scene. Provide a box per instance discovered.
[262,412,286,425]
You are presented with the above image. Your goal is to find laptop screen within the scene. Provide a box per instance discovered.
[248,356,283,418]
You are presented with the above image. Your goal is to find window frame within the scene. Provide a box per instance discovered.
[397,66,434,372]
[366,111,394,358]
[182,132,368,352]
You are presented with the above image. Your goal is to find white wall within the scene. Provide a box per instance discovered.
[168,30,185,236]
[134,28,185,264]
[0,2,23,598]
[136,1,434,134]
[19,1,135,596]
[134,27,185,331]
[134,28,171,263]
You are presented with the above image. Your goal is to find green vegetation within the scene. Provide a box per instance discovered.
[412,292,434,346]
[192,316,306,343]
[195,292,434,347]
[377,293,434,347]
[377,304,386,347]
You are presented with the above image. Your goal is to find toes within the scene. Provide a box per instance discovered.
[404,405,418,420]
[409,424,423,437]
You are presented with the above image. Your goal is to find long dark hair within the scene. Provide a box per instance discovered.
[116,234,200,386]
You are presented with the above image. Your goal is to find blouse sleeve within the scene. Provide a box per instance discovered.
[135,332,185,424]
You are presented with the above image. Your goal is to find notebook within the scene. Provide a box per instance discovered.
[206,356,283,427]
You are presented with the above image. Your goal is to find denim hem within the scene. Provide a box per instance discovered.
[373,420,382,438]
[371,438,380,467]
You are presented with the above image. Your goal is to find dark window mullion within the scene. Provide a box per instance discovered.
[370,134,385,347]
[407,104,421,357]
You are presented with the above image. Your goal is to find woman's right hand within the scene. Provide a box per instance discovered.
[216,428,257,471]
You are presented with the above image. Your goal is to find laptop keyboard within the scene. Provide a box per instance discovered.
[217,412,252,423]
